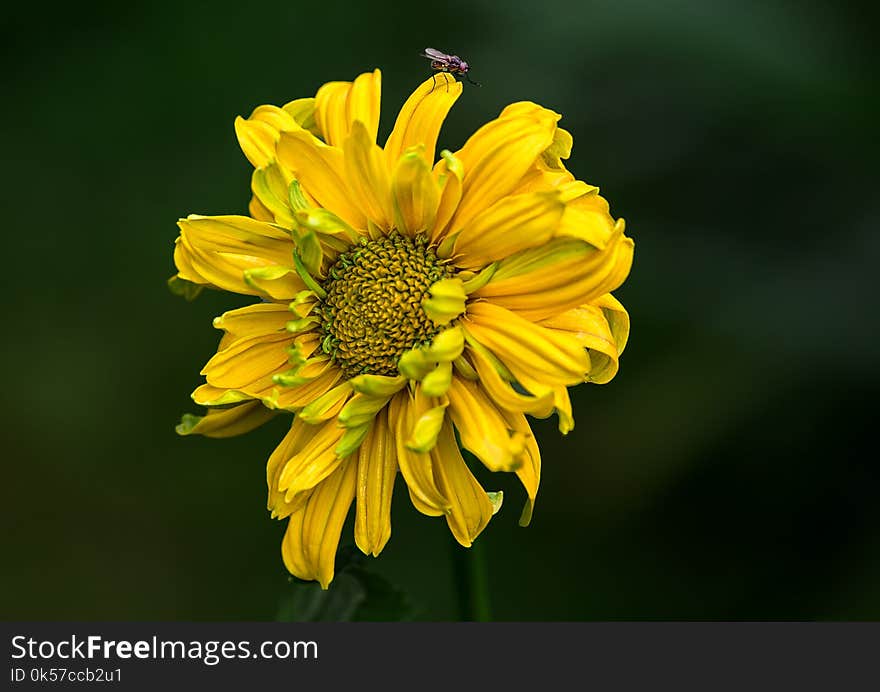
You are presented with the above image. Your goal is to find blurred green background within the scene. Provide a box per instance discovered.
[3,0,878,620]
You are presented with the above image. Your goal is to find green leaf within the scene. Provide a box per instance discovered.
[276,546,416,622]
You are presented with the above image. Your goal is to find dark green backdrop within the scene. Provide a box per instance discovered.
[3,0,878,620]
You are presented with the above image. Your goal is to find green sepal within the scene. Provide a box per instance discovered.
[487,491,504,516]
[285,340,310,366]
[421,361,452,397]
[405,404,447,453]
[243,265,295,294]
[463,329,514,381]
[289,290,317,318]
[337,394,391,429]
[175,413,203,435]
[252,165,294,225]
[335,423,371,457]
[285,316,319,333]
[398,327,464,381]
[518,497,535,527]
[191,389,250,406]
[299,383,352,423]
[491,237,592,282]
[461,263,497,294]
[282,98,320,136]
[244,265,293,281]
[422,277,466,325]
[292,250,327,299]
[542,127,573,168]
[288,179,310,212]
[437,231,459,259]
[273,364,321,387]
[397,348,435,381]
[167,275,204,301]
[426,326,464,362]
[348,374,407,398]
[292,227,324,276]
[439,149,463,181]
[452,355,478,381]
[295,208,360,244]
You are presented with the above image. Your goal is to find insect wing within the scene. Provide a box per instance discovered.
[422,47,452,64]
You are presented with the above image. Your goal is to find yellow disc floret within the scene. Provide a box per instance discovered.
[319,232,451,377]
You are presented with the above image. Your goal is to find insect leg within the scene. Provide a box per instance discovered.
[465,73,481,87]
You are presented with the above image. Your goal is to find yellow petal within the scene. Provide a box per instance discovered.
[281,509,312,579]
[212,302,293,340]
[430,150,464,243]
[293,207,360,251]
[176,400,275,438]
[431,421,494,547]
[392,147,441,236]
[314,81,351,147]
[315,70,382,148]
[452,191,565,270]
[251,162,295,227]
[465,301,589,385]
[234,105,298,169]
[447,103,560,231]
[305,457,358,589]
[276,130,367,230]
[201,332,291,390]
[298,382,353,423]
[555,188,617,248]
[465,345,554,416]
[249,194,274,222]
[191,383,251,407]
[282,97,320,137]
[446,376,525,472]
[174,215,303,299]
[267,417,322,518]
[355,408,397,556]
[384,73,462,169]
[277,418,347,498]
[389,390,449,515]
[539,293,630,384]
[490,364,574,435]
[343,120,393,229]
[475,224,634,322]
[346,70,383,143]
[595,292,630,356]
[507,124,577,196]
[275,356,335,391]
[271,367,343,410]
[498,410,541,527]
[283,457,357,588]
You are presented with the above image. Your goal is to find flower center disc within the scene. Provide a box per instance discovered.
[319,232,451,378]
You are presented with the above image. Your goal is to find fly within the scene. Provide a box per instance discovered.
[420,48,480,91]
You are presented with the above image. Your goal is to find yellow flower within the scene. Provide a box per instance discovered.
[172,70,634,588]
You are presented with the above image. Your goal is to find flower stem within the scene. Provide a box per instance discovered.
[450,537,492,622]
